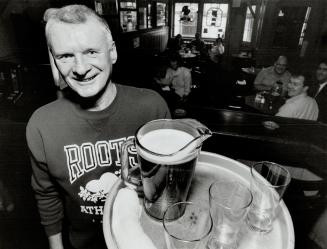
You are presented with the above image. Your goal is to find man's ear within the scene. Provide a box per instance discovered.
[48,49,67,89]
[303,85,309,93]
[109,42,118,64]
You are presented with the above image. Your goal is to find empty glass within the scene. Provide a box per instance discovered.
[207,181,252,249]
[163,201,213,249]
[246,161,291,233]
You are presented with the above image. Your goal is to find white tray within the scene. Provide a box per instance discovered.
[103,151,295,249]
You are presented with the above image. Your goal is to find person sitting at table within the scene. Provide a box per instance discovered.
[189,32,205,53]
[158,53,192,110]
[254,55,291,95]
[275,71,319,121]
[167,34,184,52]
[312,59,327,123]
[208,37,225,66]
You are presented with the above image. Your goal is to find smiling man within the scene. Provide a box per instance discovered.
[26,5,170,249]
[254,55,291,95]
[276,72,318,121]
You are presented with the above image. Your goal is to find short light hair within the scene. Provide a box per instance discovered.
[291,70,315,88]
[44,4,112,48]
[275,55,288,65]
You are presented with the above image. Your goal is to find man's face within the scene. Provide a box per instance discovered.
[49,19,117,98]
[287,76,307,97]
[170,60,178,70]
[274,58,287,75]
[316,63,327,84]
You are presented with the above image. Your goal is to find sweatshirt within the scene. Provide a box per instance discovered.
[26,83,170,248]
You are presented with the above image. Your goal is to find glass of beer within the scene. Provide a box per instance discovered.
[120,119,212,220]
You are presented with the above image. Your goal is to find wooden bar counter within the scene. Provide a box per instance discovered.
[186,106,327,179]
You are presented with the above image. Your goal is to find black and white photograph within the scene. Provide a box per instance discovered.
[0,0,326,248]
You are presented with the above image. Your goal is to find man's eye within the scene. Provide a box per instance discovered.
[87,51,97,57]
[57,54,73,61]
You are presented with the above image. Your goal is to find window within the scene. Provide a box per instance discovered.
[120,10,137,32]
[120,1,136,9]
[139,7,147,29]
[94,1,103,15]
[298,7,311,46]
[157,2,167,27]
[242,5,256,42]
[147,3,152,28]
[201,3,229,39]
[273,6,309,48]
[119,0,137,32]
[173,3,199,37]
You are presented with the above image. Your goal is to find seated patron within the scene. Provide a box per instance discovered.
[313,59,327,123]
[276,72,318,121]
[209,38,225,65]
[254,55,291,95]
[167,34,184,52]
[189,32,205,53]
[158,53,192,108]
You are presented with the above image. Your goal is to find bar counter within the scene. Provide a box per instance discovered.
[186,106,327,178]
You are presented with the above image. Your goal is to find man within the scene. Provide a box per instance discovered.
[254,55,291,94]
[167,34,183,52]
[189,32,205,53]
[158,53,192,109]
[313,59,327,123]
[26,5,170,249]
[209,37,224,65]
[276,72,318,121]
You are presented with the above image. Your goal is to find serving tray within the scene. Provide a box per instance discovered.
[103,151,295,249]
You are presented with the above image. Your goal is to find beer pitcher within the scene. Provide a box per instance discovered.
[120,119,212,220]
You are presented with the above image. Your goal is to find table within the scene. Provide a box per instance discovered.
[179,51,198,67]
[179,51,198,58]
[103,152,294,249]
[245,94,285,115]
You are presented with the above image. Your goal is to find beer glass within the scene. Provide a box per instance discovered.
[163,201,213,249]
[120,119,212,220]
[207,181,252,249]
[246,161,291,233]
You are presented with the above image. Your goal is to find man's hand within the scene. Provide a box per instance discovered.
[49,233,64,249]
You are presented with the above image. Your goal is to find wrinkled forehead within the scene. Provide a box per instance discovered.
[46,17,112,48]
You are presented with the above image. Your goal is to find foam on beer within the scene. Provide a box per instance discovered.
[138,129,198,164]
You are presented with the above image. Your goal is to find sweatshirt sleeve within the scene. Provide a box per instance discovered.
[26,118,64,236]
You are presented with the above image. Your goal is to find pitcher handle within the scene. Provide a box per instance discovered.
[120,138,143,194]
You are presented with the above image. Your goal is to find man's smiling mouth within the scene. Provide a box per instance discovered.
[76,75,97,82]
[74,75,97,82]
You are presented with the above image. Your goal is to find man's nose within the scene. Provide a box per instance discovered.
[72,55,91,76]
